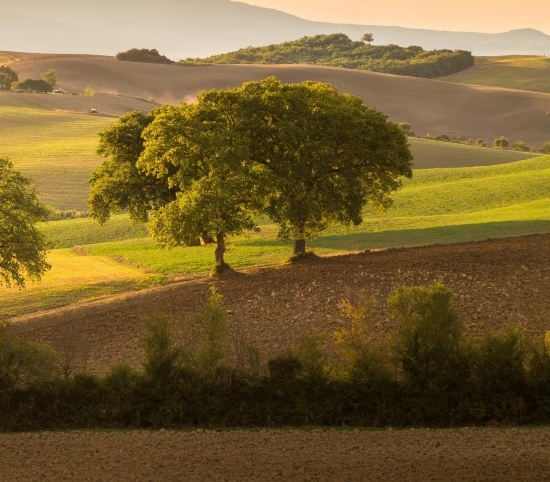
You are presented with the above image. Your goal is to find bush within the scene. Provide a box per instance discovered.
[333,298,391,384]
[0,322,60,391]
[15,78,52,93]
[389,283,469,392]
[141,314,182,380]
[493,136,509,149]
[194,287,230,376]
[470,326,528,421]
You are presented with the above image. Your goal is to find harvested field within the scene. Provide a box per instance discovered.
[6,52,550,147]
[5,233,550,481]
[1,427,550,481]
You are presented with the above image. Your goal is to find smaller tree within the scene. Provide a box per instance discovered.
[0,157,50,287]
[361,33,374,45]
[539,142,550,154]
[493,136,509,149]
[42,69,58,87]
[512,140,529,152]
[0,65,18,89]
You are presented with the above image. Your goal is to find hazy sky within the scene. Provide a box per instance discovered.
[245,1,548,34]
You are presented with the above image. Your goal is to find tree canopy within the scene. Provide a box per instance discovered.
[183,33,474,79]
[116,48,174,64]
[0,157,50,287]
[89,77,412,267]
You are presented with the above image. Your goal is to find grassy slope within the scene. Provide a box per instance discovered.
[0,93,113,210]
[1,53,549,318]
[442,56,550,93]
[0,94,538,212]
[2,156,548,319]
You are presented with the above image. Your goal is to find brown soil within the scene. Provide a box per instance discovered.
[1,427,550,481]
[5,234,550,481]
[5,52,550,146]
[12,233,550,374]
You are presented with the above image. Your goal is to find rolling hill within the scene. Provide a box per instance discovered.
[6,53,550,148]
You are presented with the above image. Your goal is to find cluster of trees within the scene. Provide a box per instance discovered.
[185,33,475,79]
[0,66,18,89]
[89,77,412,269]
[2,283,550,430]
[423,132,550,153]
[11,68,58,93]
[116,48,174,64]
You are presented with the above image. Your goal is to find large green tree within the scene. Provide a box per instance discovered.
[89,77,412,265]
[0,157,50,287]
[89,104,259,267]
[225,77,413,254]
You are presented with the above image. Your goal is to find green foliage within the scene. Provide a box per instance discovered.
[539,141,550,154]
[4,285,550,429]
[116,48,174,64]
[512,140,530,152]
[0,322,59,391]
[16,78,53,93]
[141,314,182,380]
[333,298,391,383]
[389,283,469,391]
[190,33,474,79]
[471,327,527,396]
[194,287,230,376]
[0,65,18,89]
[90,77,412,261]
[0,157,50,287]
[493,136,510,149]
[42,69,57,87]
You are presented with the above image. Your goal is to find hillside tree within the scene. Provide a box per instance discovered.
[224,77,413,255]
[89,77,413,265]
[0,157,50,287]
[42,69,58,87]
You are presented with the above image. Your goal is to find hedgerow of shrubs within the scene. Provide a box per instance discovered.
[1,283,550,431]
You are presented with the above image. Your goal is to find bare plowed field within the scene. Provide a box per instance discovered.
[5,234,550,481]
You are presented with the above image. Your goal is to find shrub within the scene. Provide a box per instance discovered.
[470,326,528,421]
[389,283,469,392]
[141,314,182,380]
[194,287,230,376]
[15,78,52,93]
[492,136,509,149]
[333,297,391,384]
[539,141,550,154]
[0,322,60,391]
[512,140,529,152]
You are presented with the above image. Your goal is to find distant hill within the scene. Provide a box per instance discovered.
[5,54,550,148]
[1,1,549,58]
[193,33,475,79]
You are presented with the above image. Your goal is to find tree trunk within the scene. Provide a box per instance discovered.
[293,238,306,256]
[214,233,226,265]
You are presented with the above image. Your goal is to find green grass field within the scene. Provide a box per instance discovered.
[1,90,540,213]
[1,86,549,320]
[2,155,548,320]
[442,56,550,93]
[0,92,113,210]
